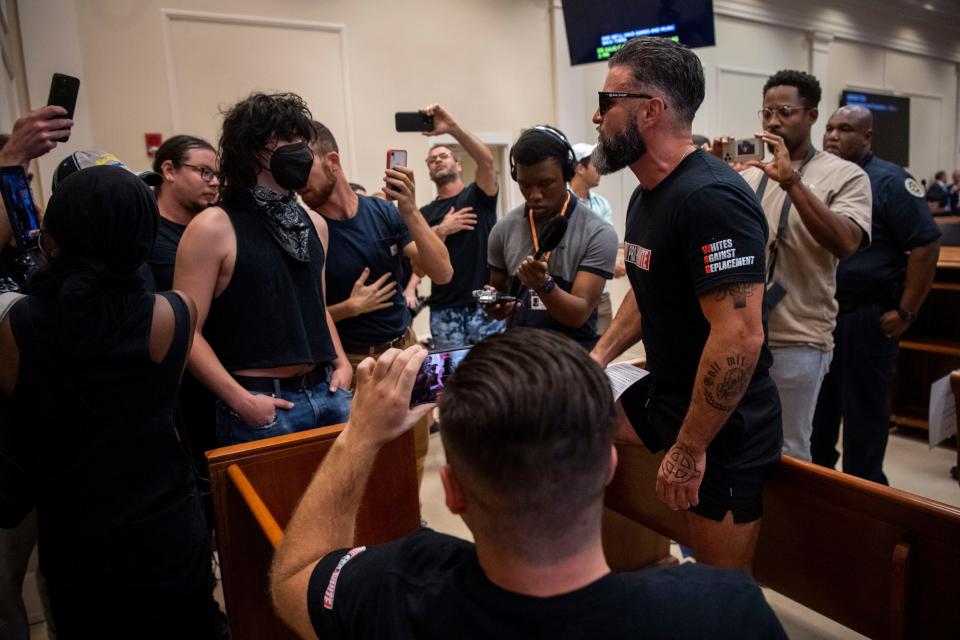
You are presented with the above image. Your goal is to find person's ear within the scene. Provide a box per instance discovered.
[441,464,468,515]
[325,150,343,173]
[808,107,819,125]
[161,160,176,182]
[606,444,619,486]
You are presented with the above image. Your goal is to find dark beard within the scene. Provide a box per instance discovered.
[594,120,646,175]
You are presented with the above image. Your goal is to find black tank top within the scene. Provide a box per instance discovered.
[204,199,336,372]
[9,292,210,594]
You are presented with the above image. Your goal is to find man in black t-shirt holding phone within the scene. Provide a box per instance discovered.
[269,330,785,639]
[417,104,504,349]
[590,38,782,573]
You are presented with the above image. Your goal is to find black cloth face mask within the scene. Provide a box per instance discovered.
[270,142,314,191]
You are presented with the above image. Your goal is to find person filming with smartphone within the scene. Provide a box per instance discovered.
[298,119,451,485]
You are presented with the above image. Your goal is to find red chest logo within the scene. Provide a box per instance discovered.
[624,242,651,271]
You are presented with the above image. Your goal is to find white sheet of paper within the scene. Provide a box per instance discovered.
[928,374,957,449]
[605,362,650,401]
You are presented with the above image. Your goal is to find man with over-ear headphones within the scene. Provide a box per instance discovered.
[484,125,618,350]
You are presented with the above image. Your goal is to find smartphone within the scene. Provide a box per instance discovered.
[47,73,80,142]
[721,136,763,163]
[0,166,40,249]
[395,111,434,132]
[410,347,471,406]
[386,149,407,192]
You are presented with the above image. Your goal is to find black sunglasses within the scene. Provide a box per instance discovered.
[598,91,656,116]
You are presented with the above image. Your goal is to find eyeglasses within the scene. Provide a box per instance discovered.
[758,105,808,121]
[598,91,656,116]
[427,152,453,165]
[180,163,218,182]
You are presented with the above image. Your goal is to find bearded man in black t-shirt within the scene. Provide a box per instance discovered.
[590,37,782,573]
[417,104,504,349]
[269,330,785,639]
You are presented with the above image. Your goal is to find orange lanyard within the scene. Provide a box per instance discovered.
[528,191,571,257]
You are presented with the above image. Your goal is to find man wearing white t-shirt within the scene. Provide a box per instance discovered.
[725,70,872,462]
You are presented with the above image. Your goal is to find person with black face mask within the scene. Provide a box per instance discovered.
[0,165,222,636]
[174,92,354,446]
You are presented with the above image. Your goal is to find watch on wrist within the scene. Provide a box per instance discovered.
[896,307,916,324]
[536,275,556,295]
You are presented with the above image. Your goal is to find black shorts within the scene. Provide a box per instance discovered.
[620,380,781,524]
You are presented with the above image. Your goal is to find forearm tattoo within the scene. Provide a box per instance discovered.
[712,282,756,309]
[703,353,751,412]
[663,443,702,485]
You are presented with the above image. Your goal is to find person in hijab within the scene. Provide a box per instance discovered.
[173,92,354,447]
[0,165,222,637]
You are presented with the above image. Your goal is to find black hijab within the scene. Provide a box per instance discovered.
[26,165,158,358]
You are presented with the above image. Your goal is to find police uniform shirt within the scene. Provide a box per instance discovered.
[307,528,787,639]
[741,151,872,351]
[836,154,941,304]
[324,194,412,345]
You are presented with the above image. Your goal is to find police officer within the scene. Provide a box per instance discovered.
[811,105,941,484]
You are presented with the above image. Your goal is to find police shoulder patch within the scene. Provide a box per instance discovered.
[905,177,925,198]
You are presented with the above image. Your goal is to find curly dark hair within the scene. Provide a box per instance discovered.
[217,92,315,203]
[763,69,822,108]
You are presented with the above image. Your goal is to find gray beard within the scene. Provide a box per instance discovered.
[594,121,646,175]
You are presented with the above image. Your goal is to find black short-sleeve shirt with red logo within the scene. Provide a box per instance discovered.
[623,150,779,468]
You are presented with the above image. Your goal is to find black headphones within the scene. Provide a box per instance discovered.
[509,124,578,183]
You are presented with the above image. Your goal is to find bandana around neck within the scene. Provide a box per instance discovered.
[250,185,312,263]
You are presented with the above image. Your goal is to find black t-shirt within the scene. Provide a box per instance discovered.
[836,155,941,304]
[325,195,412,345]
[147,216,188,292]
[307,528,786,639]
[420,183,498,309]
[624,151,780,468]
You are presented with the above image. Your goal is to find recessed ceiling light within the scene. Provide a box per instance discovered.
[923,2,934,10]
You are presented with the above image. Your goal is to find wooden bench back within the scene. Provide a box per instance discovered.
[605,442,960,640]
[206,425,419,640]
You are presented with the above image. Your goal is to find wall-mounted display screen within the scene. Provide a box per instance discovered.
[561,0,716,66]
[840,90,910,167]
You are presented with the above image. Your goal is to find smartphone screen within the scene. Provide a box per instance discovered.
[0,166,41,249]
[410,347,471,406]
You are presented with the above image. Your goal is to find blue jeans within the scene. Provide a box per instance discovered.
[215,380,352,446]
[429,304,504,350]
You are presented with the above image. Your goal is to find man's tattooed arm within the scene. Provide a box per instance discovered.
[673,283,765,454]
[712,282,757,309]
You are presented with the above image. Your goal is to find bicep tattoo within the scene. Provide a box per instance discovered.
[702,353,751,412]
[712,282,756,309]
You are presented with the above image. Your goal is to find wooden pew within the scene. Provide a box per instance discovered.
[949,370,960,487]
[206,426,420,640]
[605,442,960,640]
